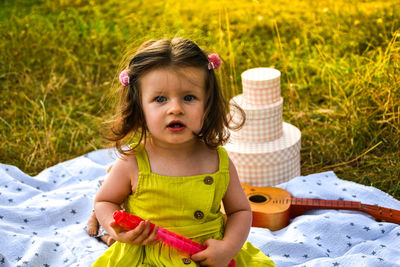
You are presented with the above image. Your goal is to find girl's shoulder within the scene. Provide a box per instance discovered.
[109,152,141,194]
[111,152,139,177]
[114,143,144,169]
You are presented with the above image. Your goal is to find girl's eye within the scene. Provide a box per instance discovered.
[184,95,195,101]
[155,96,167,103]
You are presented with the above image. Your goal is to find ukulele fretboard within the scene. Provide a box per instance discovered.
[291,198,361,210]
[290,198,400,224]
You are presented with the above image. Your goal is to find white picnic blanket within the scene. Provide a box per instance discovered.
[0,148,399,267]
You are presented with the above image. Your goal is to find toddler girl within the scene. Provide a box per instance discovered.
[92,37,275,267]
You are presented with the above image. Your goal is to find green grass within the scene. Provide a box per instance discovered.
[1,0,399,198]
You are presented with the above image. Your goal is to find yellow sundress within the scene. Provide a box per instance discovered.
[92,146,275,266]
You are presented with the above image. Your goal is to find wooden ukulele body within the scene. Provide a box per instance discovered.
[242,184,291,231]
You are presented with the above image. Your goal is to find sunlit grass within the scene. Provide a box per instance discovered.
[1,0,399,198]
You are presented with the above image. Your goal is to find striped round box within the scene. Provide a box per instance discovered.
[230,95,283,143]
[241,68,281,106]
[225,122,301,187]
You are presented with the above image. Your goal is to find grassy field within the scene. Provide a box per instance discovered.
[1,0,399,198]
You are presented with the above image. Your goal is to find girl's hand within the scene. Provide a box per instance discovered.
[191,239,234,267]
[109,219,160,246]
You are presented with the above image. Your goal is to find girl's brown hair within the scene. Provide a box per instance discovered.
[104,37,244,154]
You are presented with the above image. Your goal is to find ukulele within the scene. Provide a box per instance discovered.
[241,183,400,231]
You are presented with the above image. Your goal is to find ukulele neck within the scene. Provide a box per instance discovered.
[291,198,361,211]
[290,198,400,224]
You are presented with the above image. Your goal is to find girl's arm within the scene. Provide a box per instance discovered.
[94,156,159,245]
[191,158,252,266]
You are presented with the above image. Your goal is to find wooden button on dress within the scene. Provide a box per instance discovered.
[194,210,204,220]
[182,258,191,264]
[203,176,213,185]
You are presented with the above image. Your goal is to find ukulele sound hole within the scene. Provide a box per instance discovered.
[249,195,267,203]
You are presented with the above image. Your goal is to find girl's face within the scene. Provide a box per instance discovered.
[140,67,206,147]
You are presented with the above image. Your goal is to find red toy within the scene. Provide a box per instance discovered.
[113,210,236,267]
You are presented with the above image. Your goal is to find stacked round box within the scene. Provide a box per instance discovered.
[225,68,301,187]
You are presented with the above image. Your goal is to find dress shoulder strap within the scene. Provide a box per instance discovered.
[217,146,229,172]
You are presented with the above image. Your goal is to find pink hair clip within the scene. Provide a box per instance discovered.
[208,53,222,70]
[119,70,130,86]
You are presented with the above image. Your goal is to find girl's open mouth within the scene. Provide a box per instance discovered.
[167,121,186,132]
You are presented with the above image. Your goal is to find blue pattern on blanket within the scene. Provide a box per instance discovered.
[0,149,400,267]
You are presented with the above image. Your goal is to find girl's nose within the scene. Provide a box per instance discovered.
[168,99,184,114]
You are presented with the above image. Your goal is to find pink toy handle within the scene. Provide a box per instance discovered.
[113,210,236,267]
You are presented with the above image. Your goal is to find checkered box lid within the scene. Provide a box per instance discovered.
[241,68,281,106]
[231,95,283,120]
